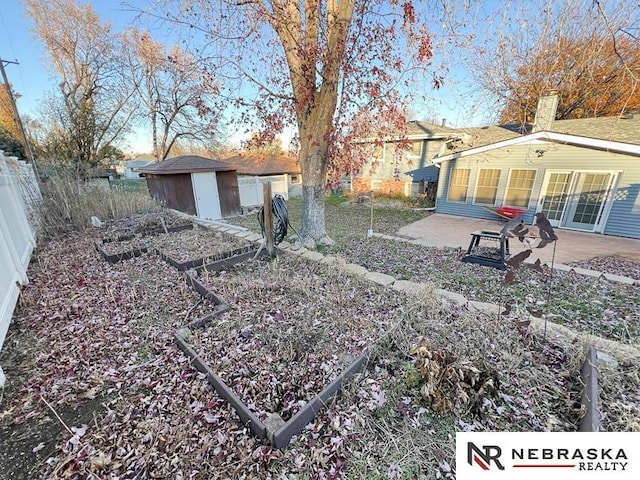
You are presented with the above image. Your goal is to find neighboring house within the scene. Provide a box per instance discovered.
[221,153,303,206]
[136,155,241,220]
[121,157,154,179]
[352,121,460,196]
[428,94,640,239]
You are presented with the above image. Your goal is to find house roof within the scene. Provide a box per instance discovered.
[432,130,640,164]
[551,115,640,144]
[405,121,459,138]
[444,125,522,153]
[125,159,154,168]
[135,155,236,174]
[221,153,301,176]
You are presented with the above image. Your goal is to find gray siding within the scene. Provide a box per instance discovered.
[362,138,445,182]
[435,142,640,239]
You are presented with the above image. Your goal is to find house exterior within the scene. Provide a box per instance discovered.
[115,156,155,178]
[123,158,154,178]
[136,156,241,220]
[351,121,459,196]
[429,96,640,239]
[221,153,303,206]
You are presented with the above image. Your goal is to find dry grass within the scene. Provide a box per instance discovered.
[598,355,640,431]
[38,169,159,238]
[3,205,638,479]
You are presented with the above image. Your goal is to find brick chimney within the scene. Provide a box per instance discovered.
[532,91,559,132]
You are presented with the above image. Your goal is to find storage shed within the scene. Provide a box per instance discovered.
[136,156,241,220]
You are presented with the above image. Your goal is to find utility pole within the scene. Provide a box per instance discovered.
[0,58,36,168]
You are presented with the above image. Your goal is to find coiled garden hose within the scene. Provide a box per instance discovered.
[257,194,298,245]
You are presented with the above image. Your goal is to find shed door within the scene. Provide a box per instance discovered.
[191,172,221,220]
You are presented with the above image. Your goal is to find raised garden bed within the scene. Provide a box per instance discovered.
[180,253,406,447]
[96,223,195,264]
[94,238,148,264]
[102,211,192,240]
[152,227,254,270]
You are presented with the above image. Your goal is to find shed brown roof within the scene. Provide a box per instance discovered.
[135,155,236,175]
[221,153,301,176]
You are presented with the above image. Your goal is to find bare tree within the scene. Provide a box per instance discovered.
[123,29,221,162]
[146,0,441,246]
[25,0,136,168]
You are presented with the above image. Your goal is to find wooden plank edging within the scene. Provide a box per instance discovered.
[174,334,267,439]
[579,347,601,432]
[271,354,369,449]
[185,274,223,304]
[94,239,147,264]
[159,246,255,271]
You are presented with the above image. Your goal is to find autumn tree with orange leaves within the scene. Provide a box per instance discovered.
[467,0,640,126]
[0,85,25,158]
[150,0,439,246]
[499,35,640,124]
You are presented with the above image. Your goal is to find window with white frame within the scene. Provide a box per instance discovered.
[447,168,470,202]
[474,169,501,205]
[290,175,300,184]
[504,169,536,207]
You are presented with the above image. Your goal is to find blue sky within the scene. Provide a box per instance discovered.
[0,1,496,154]
[0,1,140,117]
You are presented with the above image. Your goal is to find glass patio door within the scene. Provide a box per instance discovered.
[540,172,572,227]
[539,171,616,232]
[563,173,612,230]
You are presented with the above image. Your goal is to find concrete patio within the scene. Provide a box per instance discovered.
[397,213,640,266]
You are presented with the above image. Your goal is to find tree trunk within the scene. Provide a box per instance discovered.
[297,117,334,248]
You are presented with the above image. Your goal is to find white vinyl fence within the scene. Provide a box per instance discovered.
[0,151,40,372]
[238,175,289,207]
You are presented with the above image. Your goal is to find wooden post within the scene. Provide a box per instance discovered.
[367,190,374,238]
[263,182,275,257]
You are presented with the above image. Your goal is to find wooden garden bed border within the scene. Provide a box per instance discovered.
[180,249,371,448]
[96,224,195,264]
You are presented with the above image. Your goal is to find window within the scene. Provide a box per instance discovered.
[447,168,470,202]
[409,141,422,158]
[290,175,300,184]
[474,169,501,205]
[505,169,536,207]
